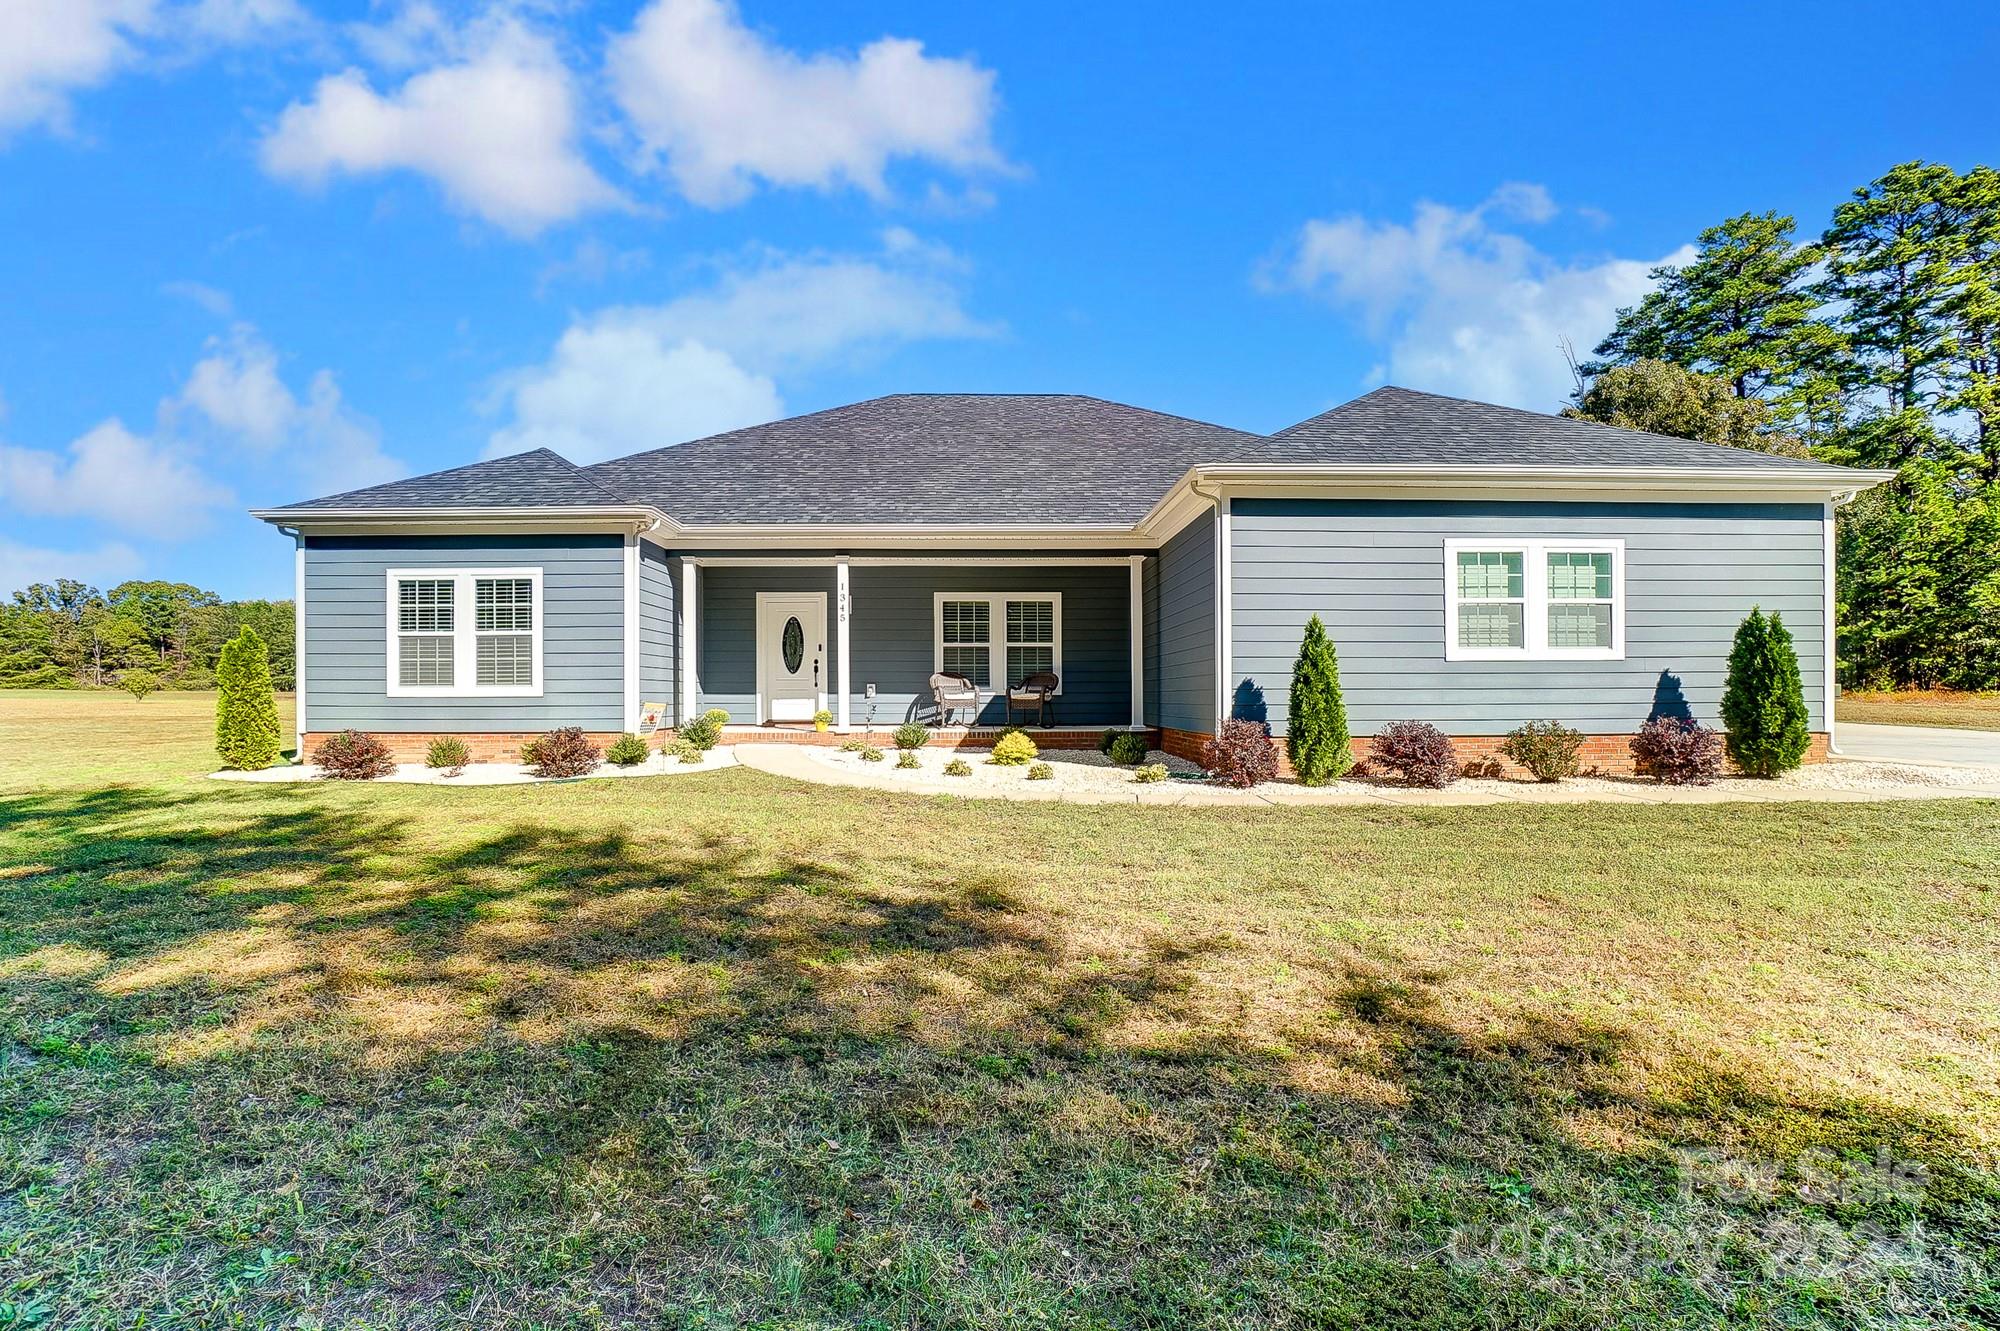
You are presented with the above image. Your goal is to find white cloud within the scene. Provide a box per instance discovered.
[606,0,1005,208]
[488,234,993,462]
[0,0,156,141]
[485,328,781,464]
[0,537,143,594]
[0,419,231,539]
[174,324,404,493]
[1262,185,1693,410]
[259,14,618,235]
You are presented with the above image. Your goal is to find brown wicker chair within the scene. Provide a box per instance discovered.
[929,672,979,726]
[1005,671,1059,728]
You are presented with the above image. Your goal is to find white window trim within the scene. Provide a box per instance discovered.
[1442,538,1625,662]
[932,592,1064,696]
[385,567,545,697]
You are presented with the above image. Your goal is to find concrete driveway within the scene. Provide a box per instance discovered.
[1837,722,2000,767]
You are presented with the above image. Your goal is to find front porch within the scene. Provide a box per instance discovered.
[677,554,1154,734]
[718,723,1153,749]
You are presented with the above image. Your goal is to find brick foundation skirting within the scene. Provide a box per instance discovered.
[1145,727,1832,778]
[305,726,1153,762]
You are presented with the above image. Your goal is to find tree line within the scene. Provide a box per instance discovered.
[1569,159,2000,691]
[0,578,295,692]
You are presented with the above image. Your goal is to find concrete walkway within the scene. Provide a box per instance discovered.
[1837,722,2000,768]
[733,744,2000,808]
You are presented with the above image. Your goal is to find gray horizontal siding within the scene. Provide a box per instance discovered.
[1145,509,1214,733]
[695,566,834,723]
[692,561,1134,727]
[638,540,676,726]
[1229,498,1827,736]
[303,534,625,731]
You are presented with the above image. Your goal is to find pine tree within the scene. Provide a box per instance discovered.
[1720,608,1812,777]
[215,627,281,770]
[1286,614,1352,785]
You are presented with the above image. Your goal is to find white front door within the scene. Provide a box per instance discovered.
[757,592,827,723]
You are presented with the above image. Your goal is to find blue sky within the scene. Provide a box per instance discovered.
[2,0,1994,599]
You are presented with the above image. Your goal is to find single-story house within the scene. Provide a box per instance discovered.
[252,387,1894,769]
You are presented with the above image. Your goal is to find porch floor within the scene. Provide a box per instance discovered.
[717,723,1149,750]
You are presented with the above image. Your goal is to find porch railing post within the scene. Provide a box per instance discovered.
[835,556,852,732]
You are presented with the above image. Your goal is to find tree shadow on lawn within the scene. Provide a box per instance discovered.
[3,791,1997,1328]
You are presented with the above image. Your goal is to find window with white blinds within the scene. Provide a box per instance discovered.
[934,593,1063,691]
[1443,540,1624,661]
[387,568,544,695]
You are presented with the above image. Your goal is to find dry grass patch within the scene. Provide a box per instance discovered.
[1840,687,2000,731]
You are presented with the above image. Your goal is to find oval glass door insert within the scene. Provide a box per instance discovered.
[781,616,804,672]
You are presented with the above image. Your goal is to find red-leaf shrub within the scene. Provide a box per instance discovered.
[1201,718,1279,788]
[1368,721,1459,788]
[528,726,601,777]
[1630,717,1722,785]
[313,729,395,780]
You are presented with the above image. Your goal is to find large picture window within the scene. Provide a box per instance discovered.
[386,568,544,696]
[934,593,1063,691]
[1442,540,1623,661]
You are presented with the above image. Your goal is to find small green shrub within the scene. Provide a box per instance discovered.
[425,736,470,774]
[1107,732,1149,766]
[606,733,650,767]
[121,669,159,701]
[679,715,722,751]
[1131,763,1168,783]
[528,726,601,778]
[1499,720,1584,782]
[665,739,703,764]
[893,722,930,751]
[943,757,973,777]
[1098,728,1121,754]
[1026,762,1054,780]
[989,731,1038,765]
[519,736,541,765]
[313,730,394,780]
[895,750,921,769]
[839,737,869,753]
[858,745,886,762]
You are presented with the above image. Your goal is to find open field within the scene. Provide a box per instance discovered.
[1840,689,2000,733]
[2,690,1998,1327]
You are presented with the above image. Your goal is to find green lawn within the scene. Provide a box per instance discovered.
[3,691,1999,1328]
[1839,689,2000,733]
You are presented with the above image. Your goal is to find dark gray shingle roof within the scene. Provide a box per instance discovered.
[583,394,1260,526]
[1229,385,1862,475]
[263,386,1883,525]
[262,448,628,513]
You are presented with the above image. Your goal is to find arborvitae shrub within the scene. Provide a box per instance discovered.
[214,627,281,770]
[1720,607,1812,777]
[1287,614,1352,785]
[1107,733,1149,765]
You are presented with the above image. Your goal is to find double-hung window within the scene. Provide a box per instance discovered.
[387,568,544,696]
[934,593,1063,691]
[1443,540,1623,661]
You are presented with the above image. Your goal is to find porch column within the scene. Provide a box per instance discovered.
[835,556,851,732]
[1128,555,1145,729]
[679,559,698,726]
